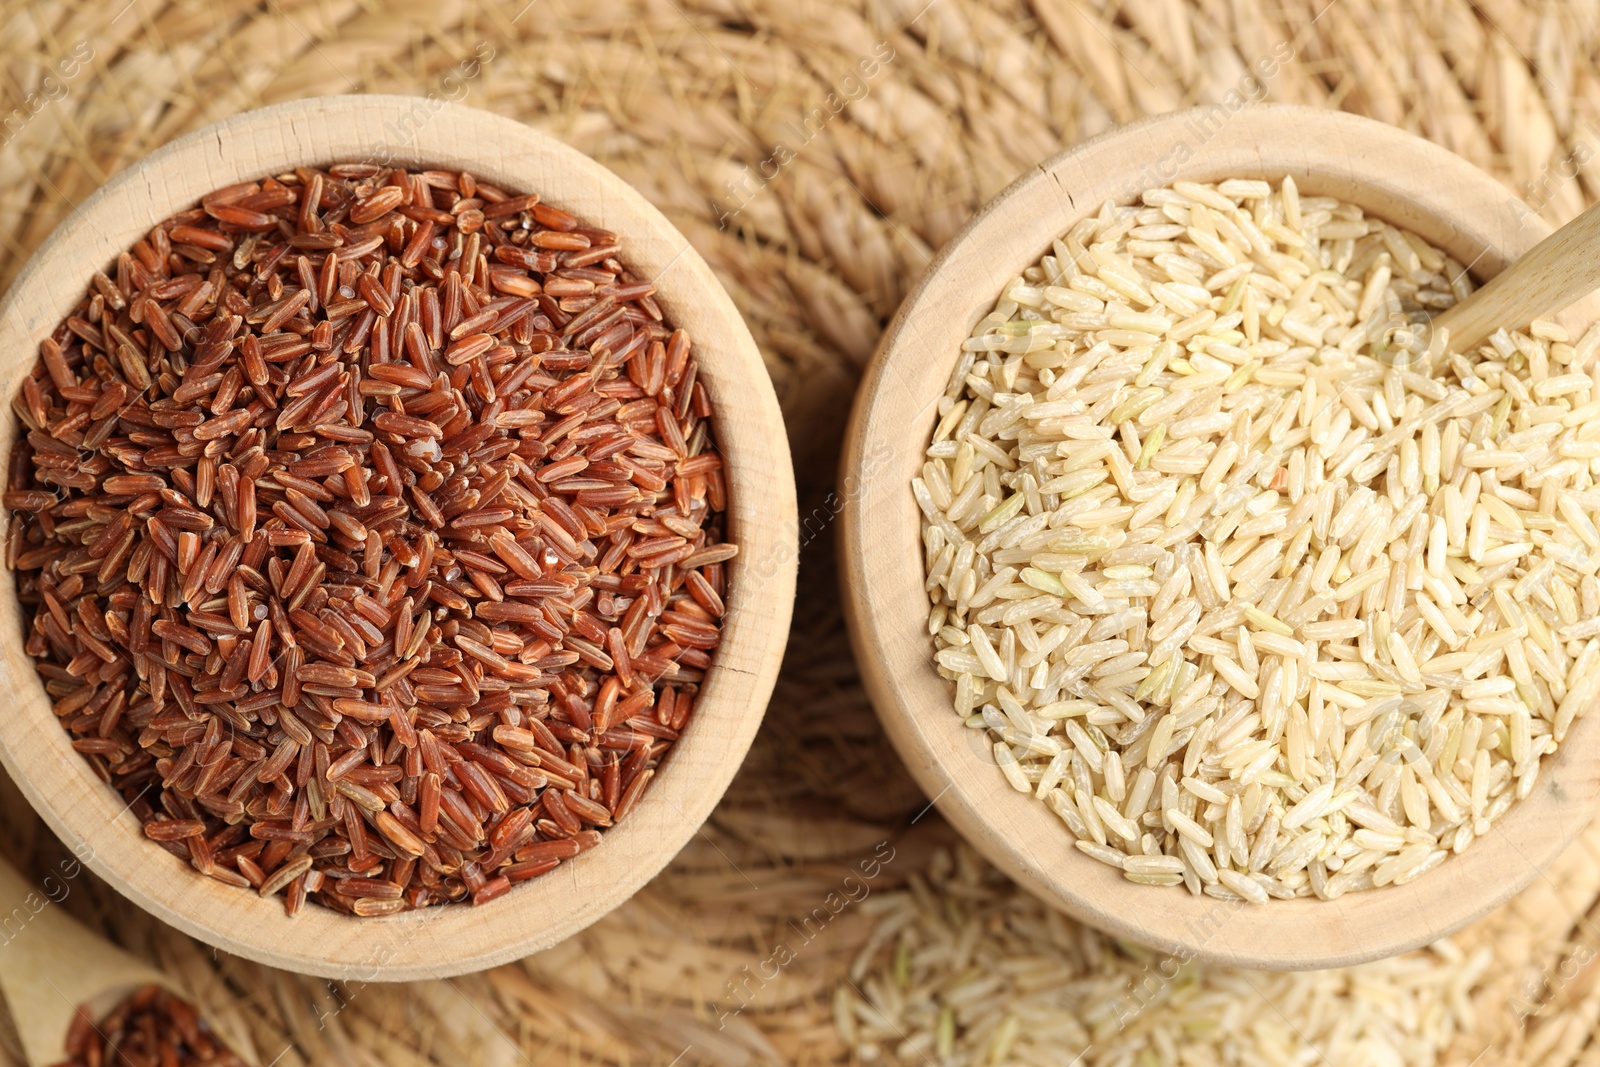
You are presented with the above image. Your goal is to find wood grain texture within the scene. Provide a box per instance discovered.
[840,105,1600,972]
[1432,200,1600,352]
[0,95,797,982]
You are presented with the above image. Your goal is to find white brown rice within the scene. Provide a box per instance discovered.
[837,843,1494,1066]
[915,177,1600,902]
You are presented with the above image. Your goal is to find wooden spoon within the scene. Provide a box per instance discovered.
[1429,200,1600,351]
[0,856,255,1066]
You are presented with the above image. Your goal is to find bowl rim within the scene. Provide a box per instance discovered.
[0,94,797,981]
[840,103,1600,970]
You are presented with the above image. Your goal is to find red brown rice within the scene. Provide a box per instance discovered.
[7,164,732,915]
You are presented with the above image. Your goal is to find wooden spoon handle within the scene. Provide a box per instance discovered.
[0,856,176,1067]
[1431,200,1600,352]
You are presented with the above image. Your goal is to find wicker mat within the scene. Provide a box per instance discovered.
[4,1,1600,1064]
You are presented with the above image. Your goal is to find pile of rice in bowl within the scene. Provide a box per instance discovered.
[915,176,1600,902]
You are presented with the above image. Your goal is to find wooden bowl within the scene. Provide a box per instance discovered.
[0,96,796,981]
[841,105,1600,970]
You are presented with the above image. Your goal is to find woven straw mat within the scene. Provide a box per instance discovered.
[4,1,1600,1065]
